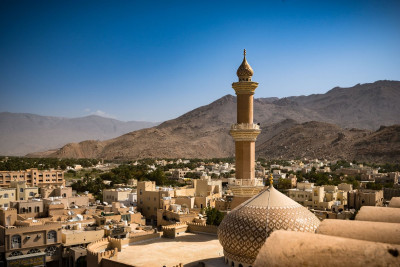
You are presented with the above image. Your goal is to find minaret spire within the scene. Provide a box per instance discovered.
[230,50,261,186]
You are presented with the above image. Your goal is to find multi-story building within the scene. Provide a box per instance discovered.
[0,188,16,209]
[137,181,175,220]
[0,208,62,267]
[347,189,384,210]
[289,182,351,210]
[0,168,64,187]
[10,181,39,201]
[103,188,136,206]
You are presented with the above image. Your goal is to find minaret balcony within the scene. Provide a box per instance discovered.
[232,81,259,95]
[230,123,261,141]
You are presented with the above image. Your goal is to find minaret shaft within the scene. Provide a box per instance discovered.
[237,94,253,124]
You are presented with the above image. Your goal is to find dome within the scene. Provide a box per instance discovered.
[236,49,254,81]
[218,184,320,266]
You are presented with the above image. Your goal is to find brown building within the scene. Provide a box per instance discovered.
[347,189,384,210]
[0,169,65,188]
[0,208,62,267]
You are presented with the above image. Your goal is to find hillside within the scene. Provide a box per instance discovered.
[0,113,158,156]
[26,81,400,162]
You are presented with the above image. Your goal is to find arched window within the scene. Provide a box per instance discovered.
[11,235,21,249]
[239,264,243,267]
[27,248,41,254]
[47,230,57,243]
[9,251,23,257]
[231,261,235,267]
[45,246,57,256]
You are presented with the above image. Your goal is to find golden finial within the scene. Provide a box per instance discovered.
[243,49,246,57]
[269,174,273,186]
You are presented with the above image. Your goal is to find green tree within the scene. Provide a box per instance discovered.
[204,207,225,226]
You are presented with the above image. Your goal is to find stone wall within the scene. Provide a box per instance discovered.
[187,222,218,235]
[86,237,118,267]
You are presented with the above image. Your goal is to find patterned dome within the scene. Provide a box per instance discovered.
[236,49,254,80]
[218,185,320,265]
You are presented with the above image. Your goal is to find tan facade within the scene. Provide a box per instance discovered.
[10,199,45,217]
[348,189,384,210]
[289,182,350,210]
[103,189,132,203]
[10,181,39,201]
[0,168,65,187]
[0,208,62,266]
[0,188,16,208]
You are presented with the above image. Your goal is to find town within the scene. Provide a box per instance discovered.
[0,156,399,266]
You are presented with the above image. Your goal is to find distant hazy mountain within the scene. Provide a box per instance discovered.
[27,81,400,162]
[0,113,158,156]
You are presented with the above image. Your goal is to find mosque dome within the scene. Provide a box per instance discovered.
[218,182,321,266]
[236,49,254,81]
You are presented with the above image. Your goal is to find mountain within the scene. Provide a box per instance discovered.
[0,113,158,156]
[26,81,400,162]
[285,80,400,130]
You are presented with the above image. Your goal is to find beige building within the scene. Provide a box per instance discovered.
[0,208,62,267]
[288,182,351,210]
[0,188,16,209]
[0,168,64,187]
[137,181,175,220]
[137,178,222,221]
[348,189,384,210]
[103,188,133,204]
[40,185,72,199]
[10,181,39,201]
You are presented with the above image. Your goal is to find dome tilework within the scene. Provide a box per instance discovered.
[218,186,320,265]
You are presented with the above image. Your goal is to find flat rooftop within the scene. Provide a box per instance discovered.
[113,232,225,267]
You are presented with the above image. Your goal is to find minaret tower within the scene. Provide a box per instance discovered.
[230,49,261,186]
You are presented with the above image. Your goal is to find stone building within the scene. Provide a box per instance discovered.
[0,208,62,267]
[347,189,384,210]
[0,168,64,187]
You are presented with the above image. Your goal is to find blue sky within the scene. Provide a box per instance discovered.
[1,0,399,122]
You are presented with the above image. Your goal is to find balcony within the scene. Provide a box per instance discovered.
[230,123,260,130]
[230,123,261,142]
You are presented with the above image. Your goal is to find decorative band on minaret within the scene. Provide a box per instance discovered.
[230,49,261,181]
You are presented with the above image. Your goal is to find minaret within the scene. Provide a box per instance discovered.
[230,49,261,186]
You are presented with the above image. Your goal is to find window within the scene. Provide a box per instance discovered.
[35,206,40,212]
[3,193,8,198]
[27,248,41,254]
[47,230,57,243]
[45,246,57,256]
[9,251,23,257]
[11,235,21,249]
[20,188,24,193]
[29,192,35,197]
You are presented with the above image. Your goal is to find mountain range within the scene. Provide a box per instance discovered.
[0,113,158,156]
[24,80,400,163]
